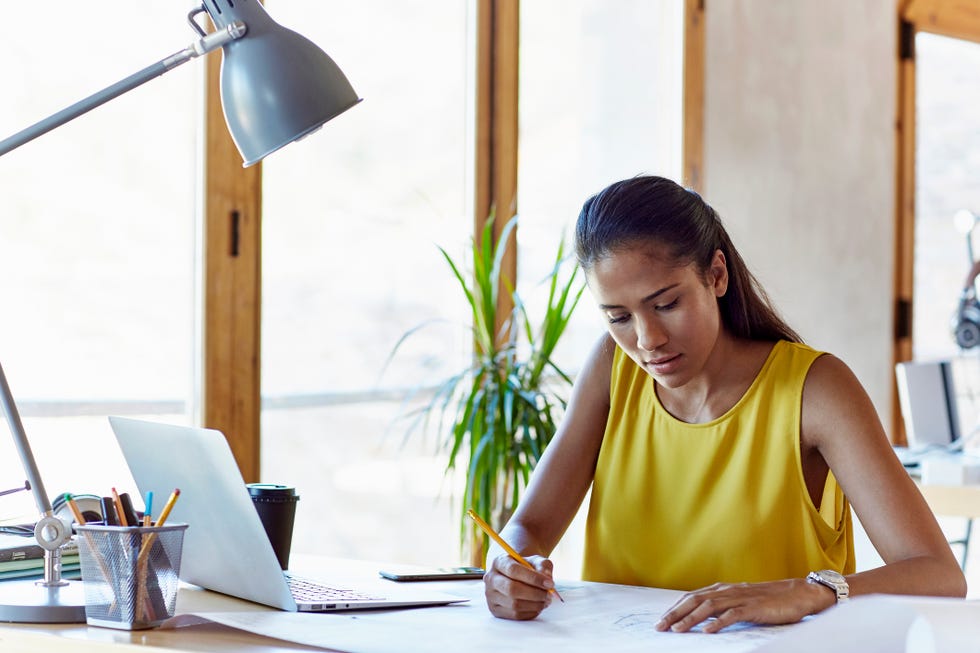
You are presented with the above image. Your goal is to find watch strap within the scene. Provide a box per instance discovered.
[806,570,849,603]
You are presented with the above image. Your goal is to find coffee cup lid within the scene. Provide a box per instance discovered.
[247,483,298,499]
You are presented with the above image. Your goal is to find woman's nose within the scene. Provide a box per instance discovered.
[636,317,666,352]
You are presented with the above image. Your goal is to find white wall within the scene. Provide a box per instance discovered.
[703,0,897,424]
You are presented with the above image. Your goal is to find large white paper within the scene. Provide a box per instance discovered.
[168,577,980,653]
[168,579,792,653]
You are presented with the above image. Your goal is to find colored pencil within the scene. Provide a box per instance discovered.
[64,493,87,525]
[143,491,154,527]
[154,488,181,528]
[111,487,128,526]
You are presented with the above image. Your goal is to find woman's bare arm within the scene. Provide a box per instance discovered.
[658,353,965,634]
[482,334,614,619]
[804,354,966,600]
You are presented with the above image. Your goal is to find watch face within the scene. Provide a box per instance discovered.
[817,570,846,584]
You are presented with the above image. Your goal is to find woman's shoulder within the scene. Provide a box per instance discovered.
[799,351,876,440]
[588,332,617,375]
[724,339,826,392]
[772,339,823,358]
[571,333,616,403]
[765,339,828,373]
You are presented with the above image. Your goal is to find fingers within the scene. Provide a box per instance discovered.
[483,554,556,620]
[655,579,809,634]
[656,584,745,633]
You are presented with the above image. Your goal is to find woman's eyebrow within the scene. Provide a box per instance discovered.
[598,283,680,310]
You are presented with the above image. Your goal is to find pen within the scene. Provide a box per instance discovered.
[64,493,87,525]
[466,509,564,603]
[143,491,154,527]
[155,488,181,527]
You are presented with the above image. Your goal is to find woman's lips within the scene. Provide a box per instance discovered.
[645,353,681,374]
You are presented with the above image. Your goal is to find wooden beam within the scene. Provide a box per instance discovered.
[892,12,916,446]
[203,50,263,482]
[475,0,520,342]
[903,0,980,44]
[683,0,706,193]
[475,0,493,239]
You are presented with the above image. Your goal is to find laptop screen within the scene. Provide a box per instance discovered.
[896,357,980,448]
[109,416,297,610]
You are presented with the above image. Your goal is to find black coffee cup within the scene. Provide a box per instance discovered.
[246,483,299,570]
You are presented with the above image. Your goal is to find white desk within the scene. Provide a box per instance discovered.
[0,555,782,653]
[1,582,321,652]
[0,556,974,653]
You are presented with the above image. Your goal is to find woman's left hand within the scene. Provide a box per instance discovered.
[655,578,834,634]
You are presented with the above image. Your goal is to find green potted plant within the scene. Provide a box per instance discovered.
[389,216,585,565]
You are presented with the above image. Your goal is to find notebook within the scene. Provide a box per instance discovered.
[108,416,467,612]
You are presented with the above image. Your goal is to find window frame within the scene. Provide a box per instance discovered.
[203,0,704,476]
[893,0,980,444]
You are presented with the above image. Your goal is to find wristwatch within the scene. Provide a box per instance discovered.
[806,569,849,603]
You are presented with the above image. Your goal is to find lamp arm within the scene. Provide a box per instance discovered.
[0,20,246,158]
[1,360,74,586]
[0,361,54,518]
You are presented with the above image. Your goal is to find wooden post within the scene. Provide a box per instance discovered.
[683,0,706,194]
[202,50,263,481]
[475,0,520,343]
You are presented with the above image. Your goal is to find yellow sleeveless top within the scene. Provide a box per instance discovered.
[582,340,854,590]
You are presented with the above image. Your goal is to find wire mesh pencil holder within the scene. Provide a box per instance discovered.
[76,523,188,630]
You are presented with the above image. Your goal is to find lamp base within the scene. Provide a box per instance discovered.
[0,579,86,623]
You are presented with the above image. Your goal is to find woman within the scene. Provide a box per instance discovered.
[482,176,966,632]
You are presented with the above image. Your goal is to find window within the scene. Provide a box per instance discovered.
[260,1,474,564]
[913,33,980,360]
[0,3,689,574]
[0,4,199,520]
[517,0,685,372]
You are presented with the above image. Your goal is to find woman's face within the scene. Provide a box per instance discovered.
[587,244,728,389]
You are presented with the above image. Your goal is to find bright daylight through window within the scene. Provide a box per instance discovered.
[0,1,684,574]
[0,5,198,522]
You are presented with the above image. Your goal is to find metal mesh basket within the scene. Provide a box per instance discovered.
[76,523,188,630]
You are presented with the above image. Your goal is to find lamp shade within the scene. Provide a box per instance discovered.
[205,0,361,166]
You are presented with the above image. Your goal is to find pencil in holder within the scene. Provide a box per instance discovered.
[75,523,188,630]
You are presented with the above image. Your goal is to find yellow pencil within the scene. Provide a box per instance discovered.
[111,487,128,526]
[466,509,564,603]
[154,488,181,527]
[136,488,180,562]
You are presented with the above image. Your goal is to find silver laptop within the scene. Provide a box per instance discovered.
[108,416,466,612]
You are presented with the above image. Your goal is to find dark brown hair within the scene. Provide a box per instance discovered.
[575,175,801,343]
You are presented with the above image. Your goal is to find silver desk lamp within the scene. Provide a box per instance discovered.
[0,0,360,622]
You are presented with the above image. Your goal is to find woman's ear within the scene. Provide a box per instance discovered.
[710,249,729,297]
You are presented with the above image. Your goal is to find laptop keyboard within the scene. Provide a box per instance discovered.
[284,573,385,602]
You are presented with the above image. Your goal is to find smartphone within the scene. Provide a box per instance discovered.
[378,565,485,582]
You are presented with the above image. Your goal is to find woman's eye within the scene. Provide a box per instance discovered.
[655,298,679,311]
[607,314,629,324]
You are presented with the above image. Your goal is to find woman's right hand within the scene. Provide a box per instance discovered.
[482,552,556,620]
